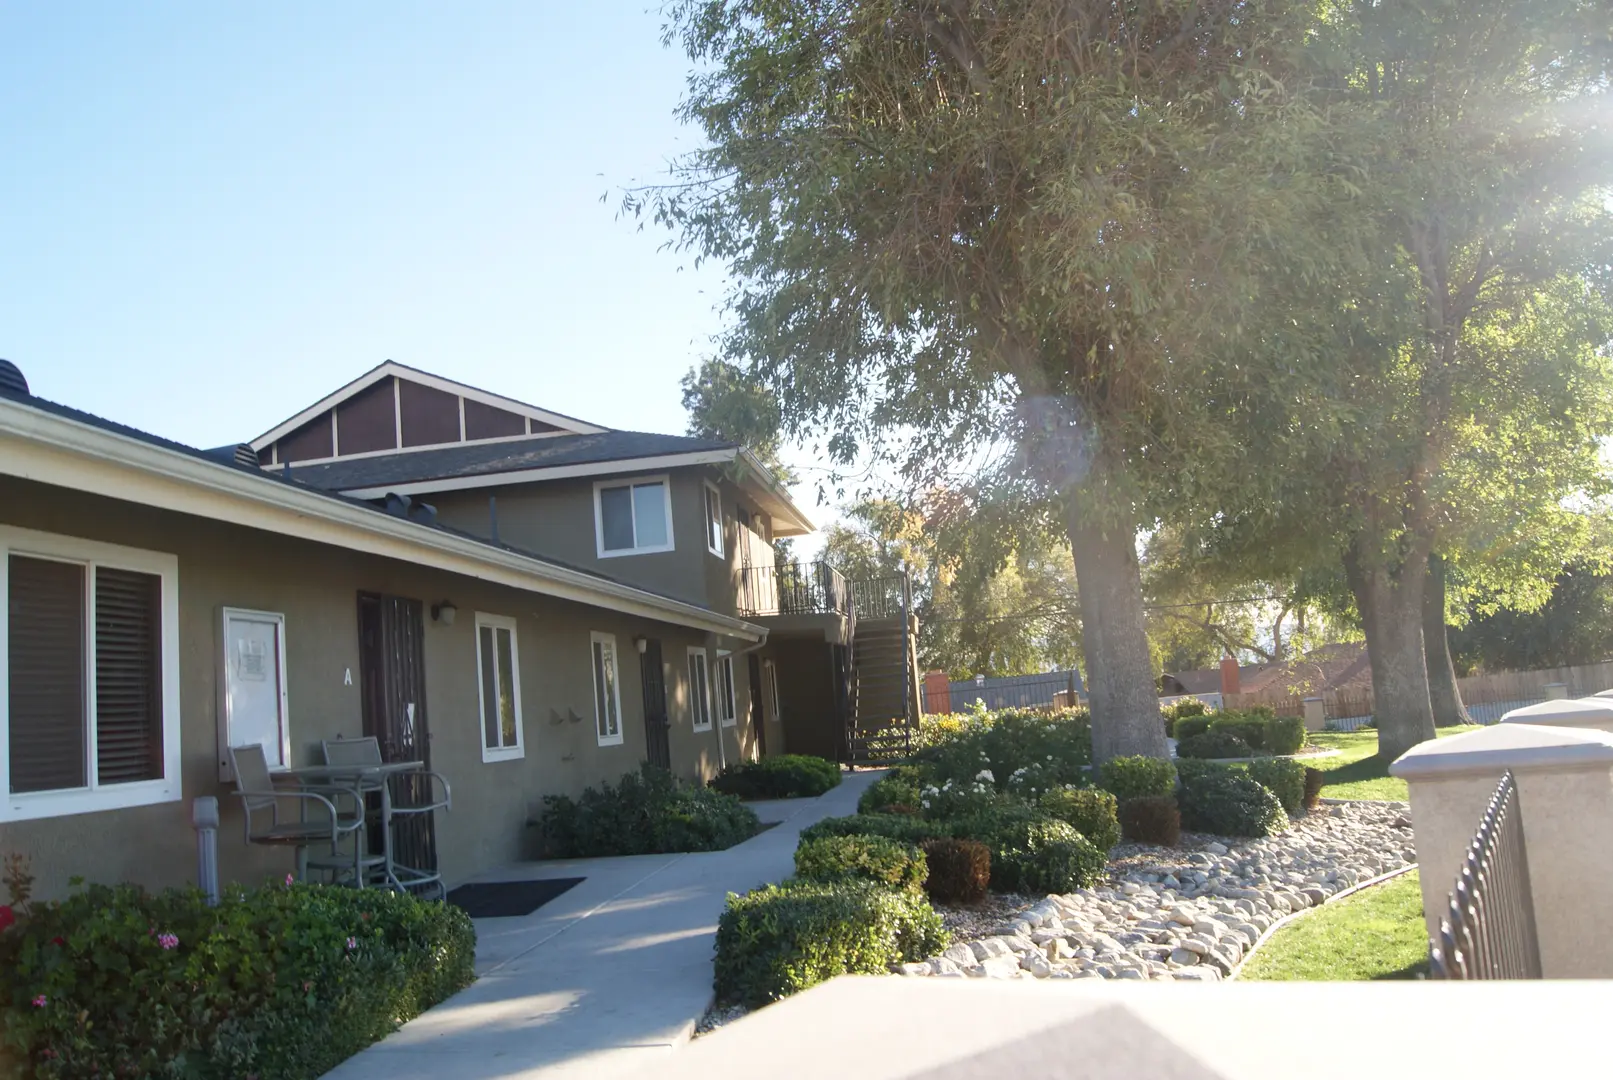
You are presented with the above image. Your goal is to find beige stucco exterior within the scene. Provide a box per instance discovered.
[0,475,775,901]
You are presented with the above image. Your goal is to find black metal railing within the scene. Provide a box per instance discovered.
[737,561,851,618]
[851,573,908,620]
[1429,770,1542,979]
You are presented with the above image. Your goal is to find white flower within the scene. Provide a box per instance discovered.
[976,769,995,783]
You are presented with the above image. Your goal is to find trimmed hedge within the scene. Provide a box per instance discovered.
[794,835,927,893]
[0,880,475,1080]
[710,755,842,800]
[1038,787,1121,852]
[1264,715,1307,755]
[1098,755,1177,802]
[1247,757,1306,815]
[1179,764,1289,837]
[714,880,948,1007]
[961,810,1106,894]
[1176,730,1254,760]
[1208,715,1267,749]
[1118,796,1181,847]
[798,813,949,847]
[858,773,923,815]
[919,839,991,905]
[1173,715,1214,741]
[537,766,759,857]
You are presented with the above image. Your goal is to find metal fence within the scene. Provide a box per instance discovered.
[852,573,908,620]
[736,561,850,618]
[1429,770,1542,980]
[946,670,1084,712]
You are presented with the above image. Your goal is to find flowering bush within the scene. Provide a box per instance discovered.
[0,877,475,1079]
[914,707,1092,794]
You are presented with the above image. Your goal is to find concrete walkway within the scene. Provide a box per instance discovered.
[322,770,880,1080]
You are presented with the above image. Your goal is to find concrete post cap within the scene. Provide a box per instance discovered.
[1500,698,1613,727]
[191,795,220,829]
[1592,689,1613,699]
[1389,722,1613,780]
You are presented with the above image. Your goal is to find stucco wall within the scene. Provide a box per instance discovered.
[0,477,754,901]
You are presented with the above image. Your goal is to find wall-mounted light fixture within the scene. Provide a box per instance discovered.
[430,601,458,626]
[634,635,649,655]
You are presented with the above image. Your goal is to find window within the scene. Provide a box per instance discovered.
[591,632,624,746]
[715,651,737,727]
[703,481,724,557]
[594,476,674,557]
[687,646,713,731]
[475,614,524,762]
[1,526,180,823]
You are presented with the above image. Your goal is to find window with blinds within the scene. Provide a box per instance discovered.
[4,532,174,819]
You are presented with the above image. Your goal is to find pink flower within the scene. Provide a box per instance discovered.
[157,933,179,950]
[31,995,45,1008]
[0,905,14,932]
[345,937,357,951]
[285,873,295,886]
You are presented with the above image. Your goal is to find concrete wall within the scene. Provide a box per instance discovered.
[0,476,756,900]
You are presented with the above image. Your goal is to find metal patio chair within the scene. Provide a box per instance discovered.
[227,743,369,885]
[319,736,452,897]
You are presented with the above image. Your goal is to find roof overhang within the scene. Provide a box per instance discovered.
[0,399,766,642]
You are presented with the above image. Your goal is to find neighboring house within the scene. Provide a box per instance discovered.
[1160,643,1372,699]
[0,359,920,900]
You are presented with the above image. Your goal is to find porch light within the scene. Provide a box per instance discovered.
[431,601,458,626]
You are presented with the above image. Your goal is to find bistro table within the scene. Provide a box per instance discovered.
[288,760,442,894]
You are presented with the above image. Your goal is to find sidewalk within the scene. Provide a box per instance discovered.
[322,770,880,1080]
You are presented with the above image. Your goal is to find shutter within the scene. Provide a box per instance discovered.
[94,567,163,784]
[8,556,87,793]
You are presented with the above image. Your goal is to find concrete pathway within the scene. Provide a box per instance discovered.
[322,770,880,1080]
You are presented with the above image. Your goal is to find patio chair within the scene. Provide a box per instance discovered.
[319,736,453,896]
[227,743,369,885]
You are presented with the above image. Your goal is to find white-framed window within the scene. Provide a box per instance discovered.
[715,650,737,727]
[703,481,725,558]
[219,607,291,781]
[763,658,782,723]
[0,526,181,823]
[594,476,674,558]
[591,631,624,746]
[687,646,713,732]
[475,613,524,762]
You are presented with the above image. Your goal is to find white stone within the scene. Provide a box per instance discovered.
[1169,948,1201,966]
[942,943,980,969]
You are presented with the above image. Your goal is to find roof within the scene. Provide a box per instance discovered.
[0,383,767,641]
[284,430,738,494]
[1164,642,1372,698]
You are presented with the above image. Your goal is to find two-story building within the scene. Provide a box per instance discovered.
[0,360,919,899]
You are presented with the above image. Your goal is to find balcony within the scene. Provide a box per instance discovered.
[736,562,908,621]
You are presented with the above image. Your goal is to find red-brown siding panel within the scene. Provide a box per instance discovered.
[399,378,462,447]
[464,398,526,440]
[335,377,399,456]
[276,413,334,462]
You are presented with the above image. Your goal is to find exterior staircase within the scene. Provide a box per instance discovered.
[847,615,920,765]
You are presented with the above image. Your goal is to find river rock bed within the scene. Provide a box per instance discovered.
[902,799,1416,982]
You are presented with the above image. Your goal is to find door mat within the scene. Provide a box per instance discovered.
[446,877,584,919]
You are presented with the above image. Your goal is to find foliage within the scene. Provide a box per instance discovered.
[944,805,1103,894]
[1179,765,1290,837]
[916,776,1011,821]
[798,813,947,848]
[1247,758,1308,816]
[1007,830,1108,896]
[858,773,923,815]
[1451,563,1613,673]
[1208,714,1268,750]
[1239,871,1428,982]
[1173,715,1215,742]
[536,766,759,857]
[1037,787,1120,853]
[1160,698,1208,737]
[913,707,1092,796]
[680,357,797,485]
[1098,756,1178,803]
[1303,767,1327,810]
[1176,731,1256,760]
[0,879,474,1080]
[713,880,947,1007]
[918,839,991,906]
[1117,796,1182,848]
[793,835,927,894]
[709,755,842,800]
[1264,715,1308,756]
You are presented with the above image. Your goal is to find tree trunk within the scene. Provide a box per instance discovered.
[1063,484,1168,764]
[1423,552,1471,727]
[1345,544,1436,763]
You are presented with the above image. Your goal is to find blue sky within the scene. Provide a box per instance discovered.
[0,4,803,483]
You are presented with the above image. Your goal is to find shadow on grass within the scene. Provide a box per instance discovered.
[1316,753,1394,785]
[1371,958,1430,981]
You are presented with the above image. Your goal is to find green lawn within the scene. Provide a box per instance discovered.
[1238,870,1428,981]
[1304,725,1482,801]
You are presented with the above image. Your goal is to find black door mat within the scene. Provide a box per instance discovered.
[446,877,584,919]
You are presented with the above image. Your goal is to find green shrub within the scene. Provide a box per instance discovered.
[1173,715,1214,741]
[918,839,991,905]
[914,707,1092,796]
[858,774,923,814]
[713,880,947,1007]
[1209,714,1267,750]
[710,754,842,799]
[992,819,1107,895]
[1176,730,1254,760]
[1264,715,1307,755]
[1179,764,1289,837]
[1118,795,1182,846]
[794,835,927,893]
[0,880,474,1080]
[1098,755,1177,801]
[1038,787,1121,852]
[1247,757,1307,815]
[1160,698,1208,737]
[799,813,948,847]
[1303,766,1326,809]
[537,765,759,857]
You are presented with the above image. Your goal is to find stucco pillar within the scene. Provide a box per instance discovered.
[1302,696,1325,732]
[1501,697,1613,736]
[1390,723,1613,977]
[1545,682,1570,700]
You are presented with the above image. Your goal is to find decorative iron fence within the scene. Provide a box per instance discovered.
[946,670,1084,713]
[736,561,850,618]
[1429,770,1542,980]
[850,573,908,620]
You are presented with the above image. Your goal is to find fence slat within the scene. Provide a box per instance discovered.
[1429,770,1540,980]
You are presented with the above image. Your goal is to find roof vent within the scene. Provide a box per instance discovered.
[408,501,438,527]
[0,360,28,397]
[232,444,259,468]
[383,492,413,518]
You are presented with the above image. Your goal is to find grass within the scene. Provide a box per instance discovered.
[1304,725,1483,801]
[1238,870,1428,981]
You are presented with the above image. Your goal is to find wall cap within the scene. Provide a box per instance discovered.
[1501,698,1613,728]
[1390,722,1613,781]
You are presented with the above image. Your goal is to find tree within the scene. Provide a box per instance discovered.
[647,0,1336,763]
[680,358,798,485]
[1451,562,1613,673]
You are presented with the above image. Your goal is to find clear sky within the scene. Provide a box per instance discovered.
[0,3,823,500]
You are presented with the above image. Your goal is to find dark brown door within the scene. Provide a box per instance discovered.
[357,592,437,878]
[748,653,767,758]
[640,638,671,770]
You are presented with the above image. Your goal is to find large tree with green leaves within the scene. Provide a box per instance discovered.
[645,0,1337,762]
